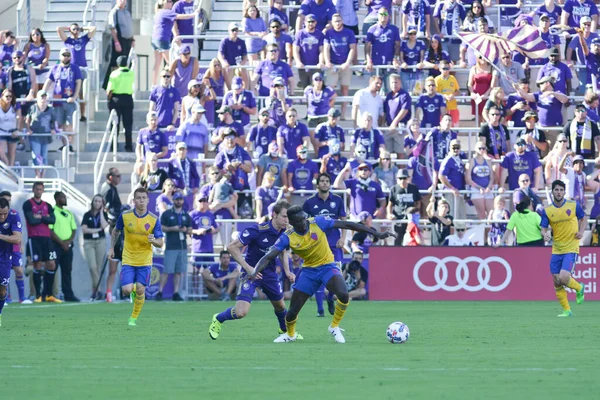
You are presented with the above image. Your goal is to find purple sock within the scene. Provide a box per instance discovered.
[16,276,25,302]
[327,292,334,302]
[315,290,325,314]
[0,293,6,315]
[275,308,287,331]
[216,307,237,323]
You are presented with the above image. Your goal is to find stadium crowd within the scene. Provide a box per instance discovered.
[4,0,600,301]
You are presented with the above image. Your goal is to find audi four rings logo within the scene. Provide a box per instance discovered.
[413,256,512,292]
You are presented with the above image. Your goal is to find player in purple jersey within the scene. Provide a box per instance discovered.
[0,191,29,304]
[208,201,301,340]
[0,197,23,326]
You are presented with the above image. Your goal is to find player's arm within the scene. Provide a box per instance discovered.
[23,200,42,225]
[539,208,551,242]
[576,203,586,239]
[332,220,396,241]
[107,228,121,259]
[279,250,295,282]
[227,238,256,274]
[149,217,165,247]
[42,204,56,225]
[0,230,21,245]
[252,246,283,278]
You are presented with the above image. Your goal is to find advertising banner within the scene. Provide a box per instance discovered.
[369,247,599,301]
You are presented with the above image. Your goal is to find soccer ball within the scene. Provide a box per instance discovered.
[386,322,410,344]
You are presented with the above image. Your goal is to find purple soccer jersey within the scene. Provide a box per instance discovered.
[315,123,345,158]
[64,35,91,67]
[277,122,309,159]
[536,62,572,94]
[214,145,253,190]
[440,155,465,190]
[137,128,168,156]
[47,63,82,100]
[352,129,385,159]
[288,159,319,190]
[384,89,412,125]
[0,210,22,270]
[533,91,564,127]
[299,0,336,31]
[401,40,426,66]
[366,23,400,66]
[150,85,181,127]
[255,59,294,96]
[263,33,294,63]
[294,29,324,66]
[407,155,440,190]
[324,155,347,182]
[304,86,335,117]
[416,94,446,127]
[222,89,257,127]
[190,210,218,253]
[506,93,537,128]
[208,262,239,286]
[500,151,542,190]
[324,28,357,65]
[256,186,281,216]
[218,37,248,66]
[344,178,385,216]
[563,0,598,29]
[248,124,277,156]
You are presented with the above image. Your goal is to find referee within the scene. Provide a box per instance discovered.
[107,55,135,152]
[495,196,544,247]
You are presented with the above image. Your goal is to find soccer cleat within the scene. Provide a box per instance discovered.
[327,299,335,315]
[576,283,585,305]
[21,299,33,304]
[277,328,303,340]
[155,292,162,301]
[128,317,137,326]
[328,325,346,343]
[273,333,297,342]
[557,310,573,317]
[34,297,42,303]
[317,312,325,317]
[209,314,222,340]
[45,296,63,303]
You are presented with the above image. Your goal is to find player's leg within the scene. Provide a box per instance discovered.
[43,239,60,302]
[315,285,325,317]
[326,250,344,315]
[324,267,350,343]
[209,280,255,340]
[0,264,9,326]
[128,267,150,325]
[559,253,585,305]
[277,289,311,341]
[29,238,43,301]
[551,254,572,317]
[12,260,26,303]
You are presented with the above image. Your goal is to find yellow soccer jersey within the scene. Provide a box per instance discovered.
[116,209,164,266]
[273,216,335,268]
[434,75,459,110]
[540,200,584,255]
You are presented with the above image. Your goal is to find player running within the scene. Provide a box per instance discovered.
[108,187,164,326]
[540,180,586,317]
[251,205,395,343]
[0,197,23,327]
[208,200,300,340]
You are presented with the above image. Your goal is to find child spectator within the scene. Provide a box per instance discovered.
[209,171,239,219]
[404,206,423,246]
[487,195,510,246]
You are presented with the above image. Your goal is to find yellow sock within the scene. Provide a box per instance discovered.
[555,287,570,311]
[566,277,582,292]
[131,293,145,319]
[285,317,297,337]
[331,299,349,328]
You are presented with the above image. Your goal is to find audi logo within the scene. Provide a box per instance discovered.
[413,256,512,292]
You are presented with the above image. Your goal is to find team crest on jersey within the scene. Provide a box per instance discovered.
[2,223,8,229]
[243,282,250,290]
[566,209,572,216]
[144,223,151,231]
[310,232,318,241]
[330,202,336,208]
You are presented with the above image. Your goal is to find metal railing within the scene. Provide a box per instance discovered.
[22,178,90,209]
[0,160,22,191]
[93,109,119,194]
[15,0,30,40]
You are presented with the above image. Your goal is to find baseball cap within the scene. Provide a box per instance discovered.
[223,127,237,137]
[312,71,323,81]
[358,162,371,170]
[593,37,600,45]
[37,90,47,98]
[358,211,371,222]
[259,107,270,116]
[176,142,188,150]
[539,13,550,21]
[396,169,410,179]
[407,25,418,33]
[550,47,560,56]
[198,196,208,202]
[147,111,158,119]
[117,55,128,67]
[328,108,341,118]
[272,77,285,86]
[179,45,191,54]
[580,16,592,25]
[573,154,585,162]
[217,106,231,114]
[187,79,200,90]
[60,47,71,55]
[232,76,243,89]
[305,14,316,21]
[536,75,555,86]
[11,50,23,58]
[521,111,538,122]
[516,137,527,146]
[454,221,467,230]
[192,104,205,113]
[173,191,184,200]
[575,102,587,110]
[229,22,240,31]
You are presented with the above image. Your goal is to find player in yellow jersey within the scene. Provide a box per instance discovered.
[108,187,164,326]
[540,180,586,317]
[250,205,395,343]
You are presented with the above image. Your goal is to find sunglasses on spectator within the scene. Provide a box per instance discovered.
[441,67,450,70]
[270,25,280,29]
[490,113,500,116]
[456,229,466,232]
[584,23,591,26]
[358,167,370,171]
[379,12,388,16]
[112,174,121,178]
[269,49,279,53]
[313,77,322,81]
[478,147,486,150]
[557,140,567,143]
[307,20,316,23]
[409,32,416,35]
[381,158,390,160]
[210,172,219,175]
[427,84,435,87]
[12,56,20,59]
[520,179,530,182]
[162,75,171,78]
[231,28,239,32]
[32,32,41,36]
[452,146,460,150]
[397,177,407,180]
[576,109,587,113]
[62,53,71,57]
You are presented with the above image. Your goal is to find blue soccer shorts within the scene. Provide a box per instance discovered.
[549,253,577,275]
[11,252,22,268]
[120,265,152,287]
[237,272,283,303]
[0,262,10,287]
[293,263,342,296]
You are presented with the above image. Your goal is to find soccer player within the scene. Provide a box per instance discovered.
[0,197,22,326]
[108,187,164,326]
[251,205,395,343]
[540,180,586,317]
[208,200,297,340]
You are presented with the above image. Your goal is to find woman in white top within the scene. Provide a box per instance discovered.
[0,88,22,166]
[179,79,212,125]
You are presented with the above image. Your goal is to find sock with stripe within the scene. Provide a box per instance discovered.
[566,277,582,292]
[216,307,237,323]
[555,286,570,311]
[331,299,349,328]
[275,308,287,332]
[43,270,56,298]
[33,270,42,298]
[15,276,25,302]
[131,292,145,319]
[285,316,298,337]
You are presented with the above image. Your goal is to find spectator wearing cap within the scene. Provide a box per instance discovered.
[401,0,432,39]
[150,68,181,131]
[214,129,253,205]
[157,190,192,301]
[415,77,446,128]
[0,88,21,166]
[169,142,201,194]
[218,22,249,88]
[266,76,293,128]
[343,144,372,179]
[387,168,421,245]
[223,76,257,128]
[561,0,598,33]
[512,76,569,133]
[334,162,386,219]
[439,138,466,218]
[399,25,426,94]
[465,140,494,219]
[320,139,347,182]
[516,111,548,158]
[180,79,212,124]
[254,43,294,97]
[57,23,96,121]
[384,74,412,135]
[324,14,357,117]
[176,104,209,160]
[561,153,600,209]
[512,172,543,212]
[243,4,268,67]
[170,45,199,98]
[531,13,560,67]
[135,112,169,175]
[352,75,384,129]
[506,79,537,129]
[25,90,56,178]
[106,55,135,151]
[315,108,344,158]
[190,193,220,269]
[494,51,525,96]
[531,2,561,27]
[256,170,284,220]
[305,73,337,131]
[442,221,473,246]
[172,0,196,45]
[479,105,510,159]
[297,0,336,33]
[277,107,310,159]
[499,137,542,194]
[7,50,37,112]
[566,16,599,94]
[263,19,294,65]
[247,108,277,157]
[212,108,245,150]
[287,144,320,205]
[583,37,600,91]
[536,48,572,95]
[257,141,288,187]
[294,14,325,88]
[562,103,600,172]
[365,7,401,85]
[103,0,134,90]
[350,211,378,254]
[43,46,81,136]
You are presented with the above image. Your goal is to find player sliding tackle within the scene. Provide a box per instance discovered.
[108,188,164,326]
[250,206,395,343]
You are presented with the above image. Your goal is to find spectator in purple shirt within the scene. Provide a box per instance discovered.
[256,171,283,221]
[262,19,294,65]
[499,137,542,191]
[172,0,196,45]
[531,0,561,26]
[269,0,289,31]
[439,139,466,218]
[536,47,572,95]
[247,108,277,157]
[567,17,599,94]
[57,23,96,122]
[415,76,446,128]
[315,108,345,158]
[287,145,320,205]
[561,0,598,33]
[399,25,426,94]
[253,43,295,96]
[304,71,337,128]
[384,74,412,138]
[365,7,401,91]
[150,68,181,130]
[190,194,220,269]
[294,14,325,88]
[43,47,81,133]
[211,107,246,150]
[334,161,386,219]
[277,107,310,159]
[243,5,268,66]
[266,77,293,128]
[320,139,348,182]
[402,0,432,39]
[218,22,249,88]
[351,112,386,159]
[169,141,201,194]
[297,0,336,32]
[505,79,537,129]
[223,76,257,128]
[135,111,169,175]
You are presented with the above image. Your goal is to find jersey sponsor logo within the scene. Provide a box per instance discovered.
[242,231,250,237]
[2,223,8,229]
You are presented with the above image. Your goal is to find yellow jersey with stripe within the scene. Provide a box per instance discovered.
[116,209,164,266]
[273,216,335,268]
[540,199,584,255]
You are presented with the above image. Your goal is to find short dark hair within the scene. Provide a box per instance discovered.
[0,190,11,198]
[220,250,230,258]
[287,205,304,219]
[33,181,44,189]
[133,187,149,197]
[552,180,566,190]
[516,196,531,214]
[106,167,119,179]
[54,191,65,200]
[317,172,331,184]
[0,197,8,209]
[272,200,291,215]
[489,105,502,114]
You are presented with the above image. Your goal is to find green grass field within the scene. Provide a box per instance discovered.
[2,300,600,400]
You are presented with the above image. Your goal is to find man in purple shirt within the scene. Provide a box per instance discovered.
[263,20,294,64]
[566,17,599,94]
[297,0,336,32]
[266,77,294,127]
[415,77,446,128]
[315,108,345,157]
[201,251,240,300]
[505,79,537,129]
[363,0,398,35]
[439,139,466,218]
[149,68,181,130]
[365,7,401,83]
[536,48,573,95]
[320,139,348,182]
[135,111,169,174]
[334,162,386,219]
[223,76,257,128]
[0,196,22,323]
[277,108,310,159]
[293,14,325,88]
[287,145,320,205]
[253,43,295,96]
[247,108,277,157]
[211,107,245,150]
[499,138,542,191]
[561,0,599,33]
[43,47,81,132]
[218,22,249,88]
[168,142,201,194]
[190,196,219,269]
[384,73,412,133]
[215,130,254,192]
[173,0,196,44]
[423,114,457,160]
